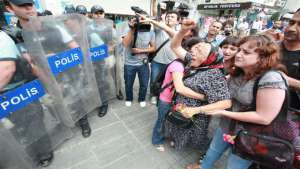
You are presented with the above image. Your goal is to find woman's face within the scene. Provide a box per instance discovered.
[234,41,259,70]
[221,44,239,61]
[190,42,211,67]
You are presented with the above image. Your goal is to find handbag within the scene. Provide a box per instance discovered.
[148,39,169,63]
[232,71,299,169]
[166,110,193,129]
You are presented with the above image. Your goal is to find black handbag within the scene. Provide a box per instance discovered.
[232,72,299,169]
[166,110,193,129]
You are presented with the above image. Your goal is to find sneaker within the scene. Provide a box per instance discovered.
[125,101,132,107]
[150,96,157,105]
[139,101,146,107]
[155,145,165,152]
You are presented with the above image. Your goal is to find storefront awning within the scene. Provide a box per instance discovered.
[197,2,252,10]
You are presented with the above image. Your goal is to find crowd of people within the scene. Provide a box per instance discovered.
[1,0,300,169]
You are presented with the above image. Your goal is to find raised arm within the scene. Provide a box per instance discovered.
[122,19,136,47]
[137,14,176,38]
[171,19,196,60]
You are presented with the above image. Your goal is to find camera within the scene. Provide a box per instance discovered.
[130,6,151,32]
[177,3,189,18]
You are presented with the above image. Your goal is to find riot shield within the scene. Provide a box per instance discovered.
[114,21,129,97]
[0,127,32,169]
[1,26,73,168]
[22,14,101,127]
[0,77,73,168]
[88,18,117,104]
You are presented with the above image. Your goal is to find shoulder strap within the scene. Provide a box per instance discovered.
[132,16,139,49]
[154,39,170,55]
[252,71,289,121]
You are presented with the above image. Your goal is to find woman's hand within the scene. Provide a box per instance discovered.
[204,109,226,116]
[180,19,196,33]
[180,107,198,118]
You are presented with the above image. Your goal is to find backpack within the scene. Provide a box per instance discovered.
[150,59,185,97]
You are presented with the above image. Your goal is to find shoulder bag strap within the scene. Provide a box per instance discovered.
[150,39,170,59]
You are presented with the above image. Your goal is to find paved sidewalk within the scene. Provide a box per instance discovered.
[43,99,228,169]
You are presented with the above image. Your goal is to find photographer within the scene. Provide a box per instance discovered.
[138,11,179,104]
[122,16,155,107]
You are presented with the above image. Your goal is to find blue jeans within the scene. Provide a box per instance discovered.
[124,64,149,102]
[150,61,167,96]
[201,127,252,169]
[201,128,230,169]
[152,100,171,145]
[227,152,252,169]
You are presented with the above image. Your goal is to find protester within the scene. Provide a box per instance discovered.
[184,35,290,169]
[164,19,231,152]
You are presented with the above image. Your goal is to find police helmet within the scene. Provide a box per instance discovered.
[91,5,104,13]
[64,4,76,14]
[76,5,87,15]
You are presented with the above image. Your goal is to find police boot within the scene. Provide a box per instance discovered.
[39,152,54,167]
[98,104,108,117]
[116,90,124,100]
[78,116,91,138]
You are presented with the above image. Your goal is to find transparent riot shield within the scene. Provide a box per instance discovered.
[88,18,117,105]
[22,14,101,127]
[114,21,129,97]
[0,128,32,169]
[0,76,73,168]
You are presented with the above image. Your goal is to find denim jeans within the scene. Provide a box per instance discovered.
[152,100,171,145]
[201,128,230,169]
[201,127,252,169]
[124,64,149,102]
[150,61,167,96]
[227,152,252,169]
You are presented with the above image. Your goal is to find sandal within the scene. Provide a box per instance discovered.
[186,163,201,169]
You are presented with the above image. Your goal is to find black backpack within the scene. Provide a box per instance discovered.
[150,59,186,97]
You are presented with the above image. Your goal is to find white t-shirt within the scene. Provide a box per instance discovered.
[0,31,20,60]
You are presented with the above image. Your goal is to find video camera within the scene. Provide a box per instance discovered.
[130,6,151,32]
[177,3,189,18]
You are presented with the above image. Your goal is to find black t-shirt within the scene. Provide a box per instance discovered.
[281,43,300,110]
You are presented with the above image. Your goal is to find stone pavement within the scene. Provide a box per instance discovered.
[43,98,228,169]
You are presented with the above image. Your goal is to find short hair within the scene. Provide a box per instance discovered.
[296,8,300,13]
[165,10,180,21]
